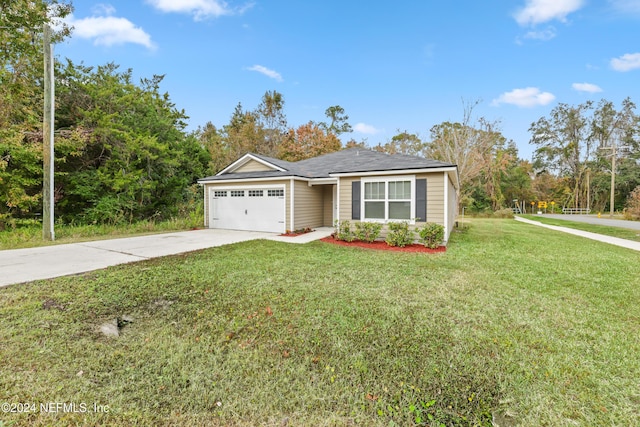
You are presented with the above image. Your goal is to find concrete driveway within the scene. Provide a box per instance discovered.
[0,228,333,288]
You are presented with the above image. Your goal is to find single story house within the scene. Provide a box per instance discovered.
[197,148,459,242]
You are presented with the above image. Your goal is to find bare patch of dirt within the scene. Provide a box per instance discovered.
[42,299,66,311]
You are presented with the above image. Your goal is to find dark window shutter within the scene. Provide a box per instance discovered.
[415,179,427,221]
[352,181,361,220]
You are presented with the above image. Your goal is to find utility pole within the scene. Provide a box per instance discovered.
[610,149,616,219]
[43,24,55,240]
[601,140,629,219]
[586,169,590,213]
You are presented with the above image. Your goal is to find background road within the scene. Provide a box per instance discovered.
[539,214,640,231]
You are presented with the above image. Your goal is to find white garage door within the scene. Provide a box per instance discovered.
[210,187,285,233]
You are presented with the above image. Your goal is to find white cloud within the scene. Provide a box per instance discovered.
[610,53,640,71]
[354,123,381,135]
[572,82,603,93]
[66,13,155,49]
[514,0,584,26]
[91,3,116,16]
[523,26,557,40]
[492,87,556,107]
[146,0,252,20]
[609,0,640,14]
[247,65,283,82]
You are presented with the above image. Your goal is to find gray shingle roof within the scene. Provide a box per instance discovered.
[199,148,456,181]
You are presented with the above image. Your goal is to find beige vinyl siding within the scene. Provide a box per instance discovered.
[233,160,274,173]
[417,172,445,227]
[338,177,359,222]
[202,180,291,230]
[293,180,324,230]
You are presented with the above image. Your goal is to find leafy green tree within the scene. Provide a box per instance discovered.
[530,98,639,211]
[426,101,505,207]
[344,138,367,149]
[53,61,209,223]
[624,185,640,220]
[500,158,534,209]
[530,102,595,182]
[0,0,72,65]
[374,131,425,156]
[256,90,287,156]
[0,0,72,224]
[222,102,267,159]
[590,98,640,211]
[196,122,227,174]
[320,105,352,136]
[278,122,341,161]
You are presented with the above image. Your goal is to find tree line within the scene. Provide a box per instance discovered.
[2,0,639,229]
[371,98,640,216]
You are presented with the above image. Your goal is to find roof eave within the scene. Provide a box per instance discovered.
[329,166,458,178]
[198,174,316,184]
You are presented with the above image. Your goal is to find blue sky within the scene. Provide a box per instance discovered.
[55,0,640,159]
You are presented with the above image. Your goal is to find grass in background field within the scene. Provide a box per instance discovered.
[519,214,640,242]
[0,216,202,250]
[1,219,639,426]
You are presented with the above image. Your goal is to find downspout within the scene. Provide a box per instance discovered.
[290,178,295,232]
[336,178,340,226]
[443,173,449,241]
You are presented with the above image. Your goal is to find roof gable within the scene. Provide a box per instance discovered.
[217,153,289,175]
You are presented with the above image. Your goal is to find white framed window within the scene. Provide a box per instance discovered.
[214,190,227,197]
[248,190,263,197]
[230,190,245,197]
[268,189,284,197]
[362,176,415,222]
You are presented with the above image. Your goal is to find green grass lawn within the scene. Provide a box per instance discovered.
[0,216,201,250]
[1,219,639,426]
[519,214,640,242]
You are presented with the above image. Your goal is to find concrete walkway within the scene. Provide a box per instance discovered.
[0,227,334,288]
[515,216,640,252]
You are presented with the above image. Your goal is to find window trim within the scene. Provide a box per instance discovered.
[361,176,416,224]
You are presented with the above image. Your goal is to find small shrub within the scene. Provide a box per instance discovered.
[418,222,445,249]
[385,221,415,247]
[335,220,355,242]
[0,213,16,232]
[492,208,515,219]
[623,186,640,221]
[355,221,383,243]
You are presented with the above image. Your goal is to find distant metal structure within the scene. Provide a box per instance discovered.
[512,199,524,214]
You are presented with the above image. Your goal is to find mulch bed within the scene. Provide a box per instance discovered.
[320,237,446,253]
[280,228,314,237]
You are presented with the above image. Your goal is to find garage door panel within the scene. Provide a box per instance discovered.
[210,188,285,233]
